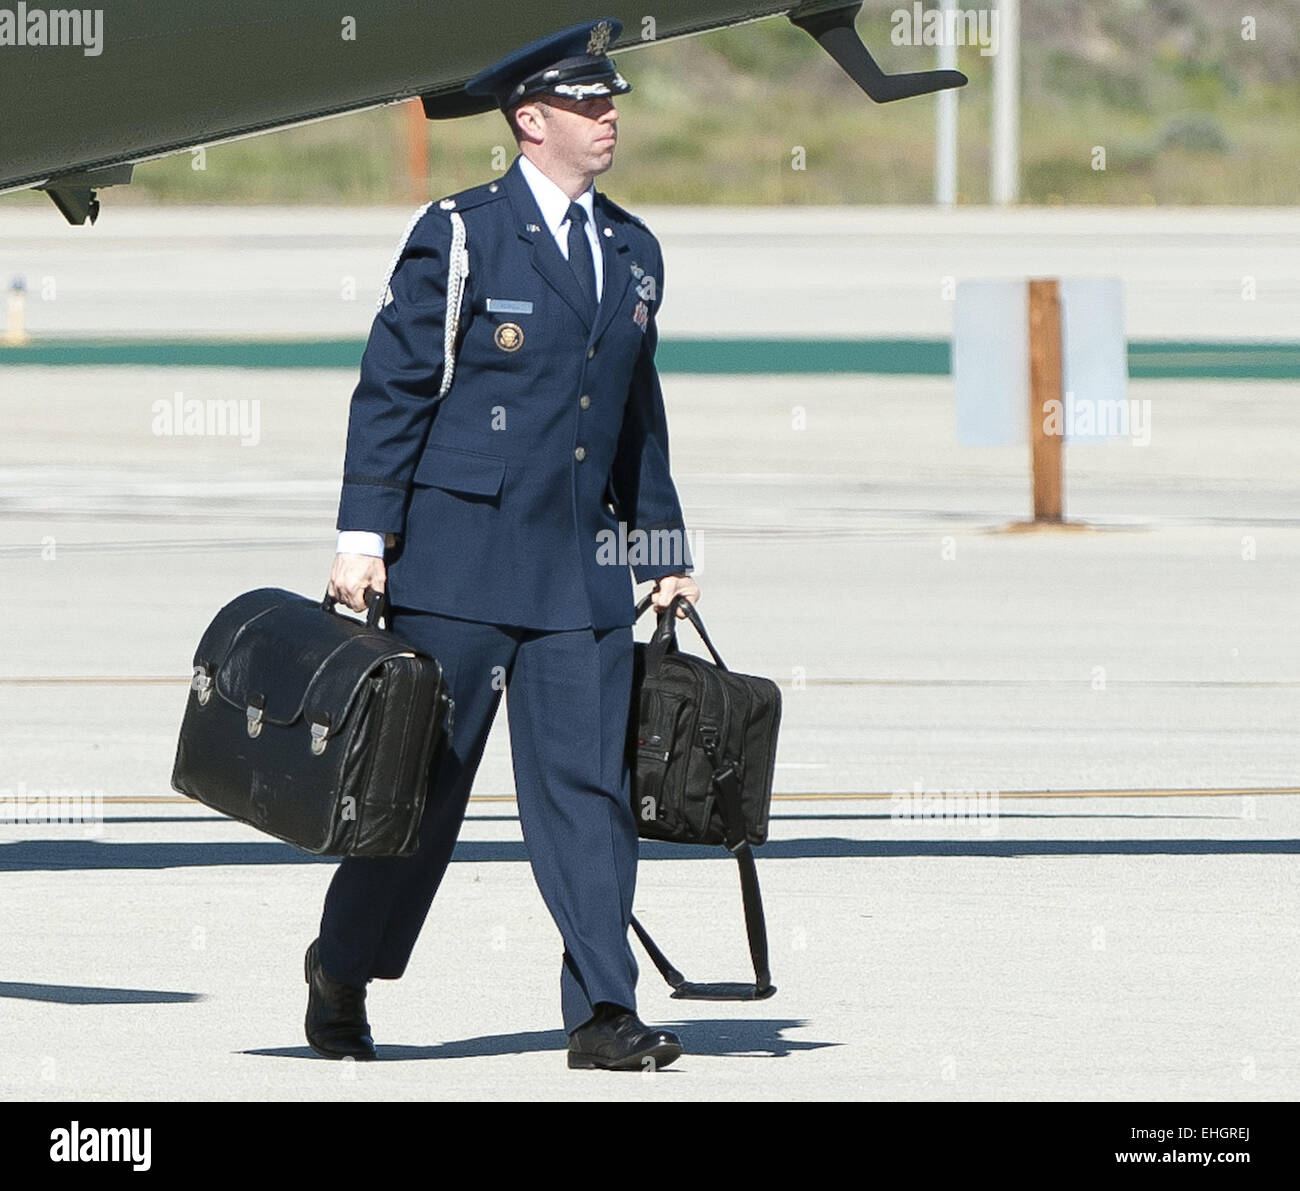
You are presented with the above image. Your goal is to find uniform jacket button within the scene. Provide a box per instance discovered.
[587,346,597,359]
[579,395,591,410]
[574,446,587,462]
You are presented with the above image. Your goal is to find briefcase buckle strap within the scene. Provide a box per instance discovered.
[712,762,748,853]
[191,665,213,706]
[697,730,748,851]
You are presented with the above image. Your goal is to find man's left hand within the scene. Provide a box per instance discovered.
[651,573,700,617]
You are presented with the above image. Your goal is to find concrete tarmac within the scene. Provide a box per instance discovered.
[0,205,1297,1101]
[1,364,1297,1101]
[1,205,1297,340]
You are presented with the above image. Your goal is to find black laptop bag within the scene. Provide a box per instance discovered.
[627,595,782,1000]
[171,587,452,857]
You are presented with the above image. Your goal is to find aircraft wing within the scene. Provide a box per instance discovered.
[0,1,966,223]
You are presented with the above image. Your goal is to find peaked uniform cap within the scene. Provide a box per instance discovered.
[465,18,632,110]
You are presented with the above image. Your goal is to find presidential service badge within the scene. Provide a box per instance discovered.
[495,322,524,352]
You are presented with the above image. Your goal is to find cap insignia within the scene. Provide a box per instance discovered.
[587,20,613,55]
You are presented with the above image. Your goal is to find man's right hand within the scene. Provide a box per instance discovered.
[329,553,387,613]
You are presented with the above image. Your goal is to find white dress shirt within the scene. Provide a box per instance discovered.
[337,156,604,560]
[517,152,604,302]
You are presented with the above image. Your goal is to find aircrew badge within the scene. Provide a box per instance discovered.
[587,20,614,55]
[633,300,649,332]
[630,263,644,280]
[495,322,524,352]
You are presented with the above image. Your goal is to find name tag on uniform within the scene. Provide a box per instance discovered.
[486,299,534,315]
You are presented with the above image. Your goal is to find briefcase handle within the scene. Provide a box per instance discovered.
[321,586,390,630]
[635,593,727,672]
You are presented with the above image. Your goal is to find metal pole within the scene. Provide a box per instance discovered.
[935,0,959,206]
[991,0,1020,205]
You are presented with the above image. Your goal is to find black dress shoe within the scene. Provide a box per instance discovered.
[567,1006,682,1071]
[304,939,376,1060]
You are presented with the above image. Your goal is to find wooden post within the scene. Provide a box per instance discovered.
[1027,278,1063,522]
[405,98,429,203]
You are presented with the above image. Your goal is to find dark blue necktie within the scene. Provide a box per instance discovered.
[566,201,598,317]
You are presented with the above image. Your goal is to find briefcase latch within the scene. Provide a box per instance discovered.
[246,698,265,738]
[309,718,331,756]
[191,665,213,706]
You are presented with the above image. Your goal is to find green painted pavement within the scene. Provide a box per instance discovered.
[2,338,1299,379]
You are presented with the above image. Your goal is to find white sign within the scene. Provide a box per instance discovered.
[953,278,1127,446]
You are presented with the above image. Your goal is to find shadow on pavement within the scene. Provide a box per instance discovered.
[244,1018,828,1061]
[0,980,203,1004]
[3,837,1299,871]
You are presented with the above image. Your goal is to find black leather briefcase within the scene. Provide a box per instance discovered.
[630,598,780,848]
[626,595,782,1001]
[171,587,452,857]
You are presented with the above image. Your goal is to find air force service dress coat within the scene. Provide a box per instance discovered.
[336,155,691,631]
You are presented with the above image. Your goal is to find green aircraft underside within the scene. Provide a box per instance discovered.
[0,1,965,222]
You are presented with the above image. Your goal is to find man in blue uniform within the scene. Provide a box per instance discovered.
[309,18,699,1070]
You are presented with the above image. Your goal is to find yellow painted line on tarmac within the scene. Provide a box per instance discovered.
[93,794,522,805]
[98,797,191,803]
[92,788,1299,807]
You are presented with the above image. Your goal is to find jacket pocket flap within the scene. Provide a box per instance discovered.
[414,444,506,496]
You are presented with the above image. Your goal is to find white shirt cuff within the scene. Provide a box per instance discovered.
[336,531,386,558]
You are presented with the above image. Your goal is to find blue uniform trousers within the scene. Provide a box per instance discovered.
[316,606,640,1033]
